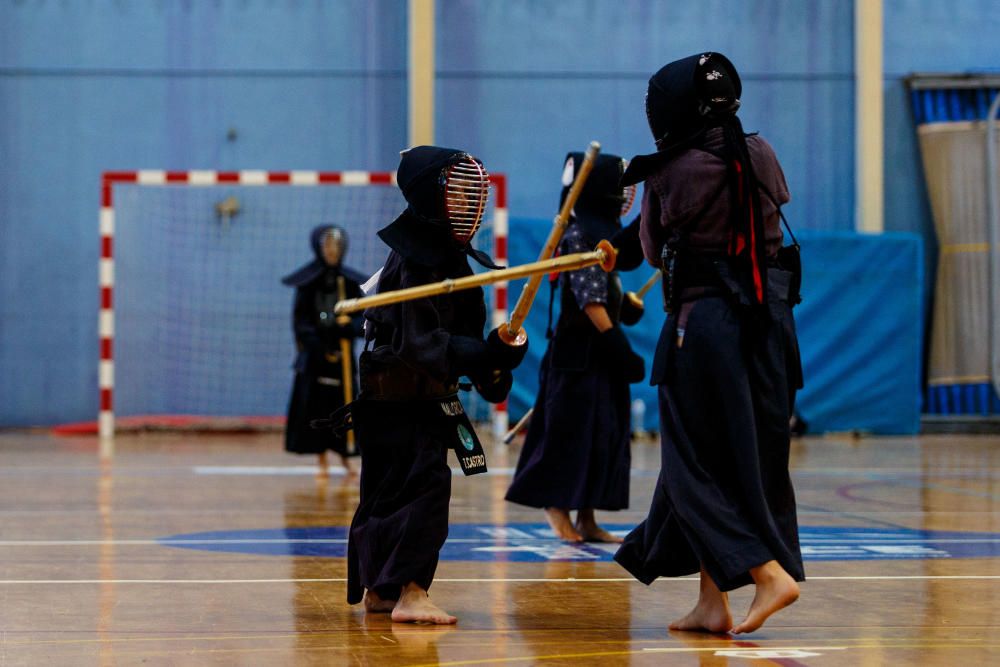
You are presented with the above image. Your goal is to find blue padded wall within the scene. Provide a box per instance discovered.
[0,0,996,428]
[505,221,924,436]
[435,0,855,233]
[792,231,924,435]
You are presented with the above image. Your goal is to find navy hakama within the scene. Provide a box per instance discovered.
[614,281,804,591]
[505,349,632,510]
[347,398,452,603]
[285,356,355,456]
[346,146,525,606]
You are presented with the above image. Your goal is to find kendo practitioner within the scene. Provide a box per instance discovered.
[505,152,646,543]
[282,225,366,477]
[613,53,805,634]
[348,146,528,624]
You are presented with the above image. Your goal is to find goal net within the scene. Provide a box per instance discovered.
[97,170,508,438]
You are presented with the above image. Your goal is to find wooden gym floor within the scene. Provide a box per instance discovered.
[0,429,997,666]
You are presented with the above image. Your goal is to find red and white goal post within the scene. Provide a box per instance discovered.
[97,169,509,440]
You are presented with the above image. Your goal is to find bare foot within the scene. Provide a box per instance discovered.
[579,526,622,543]
[731,561,799,634]
[575,509,623,543]
[363,589,396,613]
[669,567,733,633]
[669,605,733,633]
[669,598,733,633]
[316,452,330,480]
[390,583,457,625]
[544,508,583,542]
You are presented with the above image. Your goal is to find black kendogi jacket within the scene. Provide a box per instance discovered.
[282,232,367,457]
[363,227,511,403]
[282,225,366,372]
[288,268,365,373]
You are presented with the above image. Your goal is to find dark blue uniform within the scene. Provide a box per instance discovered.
[505,224,633,510]
[506,151,646,516]
[614,52,805,594]
[346,146,526,606]
[282,226,365,458]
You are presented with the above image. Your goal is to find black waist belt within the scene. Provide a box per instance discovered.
[666,256,796,307]
[662,255,727,310]
[677,255,726,287]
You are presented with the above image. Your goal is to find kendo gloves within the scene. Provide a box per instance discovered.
[610,215,648,327]
[599,326,645,383]
[447,335,493,375]
[447,330,528,404]
[472,368,514,404]
[448,330,529,376]
[618,292,645,326]
[484,327,529,370]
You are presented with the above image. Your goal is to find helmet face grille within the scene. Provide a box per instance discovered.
[621,183,637,217]
[443,157,490,245]
[321,227,347,265]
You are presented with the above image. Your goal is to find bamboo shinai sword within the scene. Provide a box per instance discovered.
[335,276,356,456]
[496,141,602,346]
[333,241,617,316]
[623,270,663,312]
[333,141,608,331]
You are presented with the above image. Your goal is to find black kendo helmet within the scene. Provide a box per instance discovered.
[560,152,631,219]
[281,224,353,287]
[395,145,490,246]
[645,52,741,151]
[623,52,741,186]
[560,152,632,240]
[377,145,501,270]
[312,225,347,267]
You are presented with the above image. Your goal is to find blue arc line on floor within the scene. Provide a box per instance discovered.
[158,524,1000,562]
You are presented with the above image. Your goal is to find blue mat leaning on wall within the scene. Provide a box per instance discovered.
[506,220,924,436]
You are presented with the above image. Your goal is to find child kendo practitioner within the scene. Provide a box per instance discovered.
[613,53,805,634]
[505,152,646,542]
[348,146,528,625]
[282,225,366,477]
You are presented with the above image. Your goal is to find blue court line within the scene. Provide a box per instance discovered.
[155,524,1000,562]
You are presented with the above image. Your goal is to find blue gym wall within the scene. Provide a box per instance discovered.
[2,0,999,430]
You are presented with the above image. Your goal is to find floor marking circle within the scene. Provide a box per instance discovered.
[157,523,1000,562]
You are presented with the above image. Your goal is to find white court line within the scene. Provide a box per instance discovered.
[1,575,999,584]
[193,466,518,475]
[4,466,995,479]
[189,465,1000,477]
[800,538,1000,543]
[2,537,999,547]
[0,538,588,546]
[641,646,848,653]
